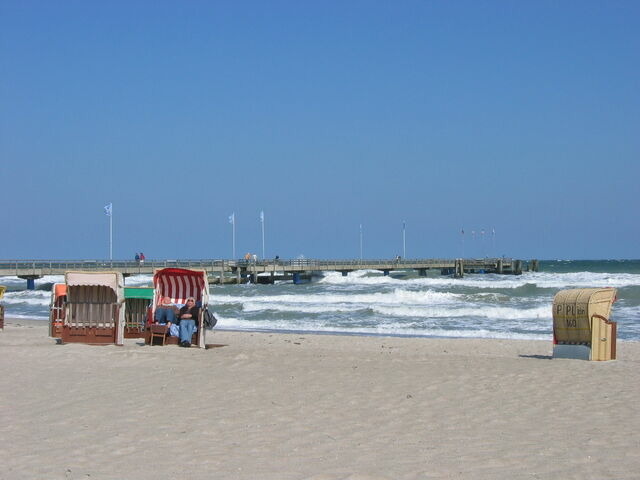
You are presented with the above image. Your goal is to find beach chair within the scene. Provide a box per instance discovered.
[552,288,617,361]
[0,285,5,330]
[61,271,125,345]
[145,268,209,348]
[49,283,67,338]
[124,286,154,338]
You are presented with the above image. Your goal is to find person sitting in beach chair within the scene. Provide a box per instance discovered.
[154,296,178,327]
[177,297,200,347]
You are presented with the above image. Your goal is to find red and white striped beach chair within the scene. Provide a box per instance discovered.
[148,268,210,348]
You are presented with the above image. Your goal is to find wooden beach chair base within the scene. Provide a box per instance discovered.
[149,324,168,346]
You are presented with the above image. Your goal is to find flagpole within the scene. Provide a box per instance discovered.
[109,209,113,261]
[402,221,406,259]
[104,202,113,261]
[492,227,496,258]
[229,213,236,259]
[260,211,265,259]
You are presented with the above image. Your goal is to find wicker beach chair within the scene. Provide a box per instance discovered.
[0,285,5,330]
[61,272,125,345]
[124,287,154,338]
[145,268,209,348]
[49,283,67,338]
[552,288,617,361]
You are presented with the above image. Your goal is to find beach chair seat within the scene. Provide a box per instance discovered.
[149,324,169,346]
[552,288,617,361]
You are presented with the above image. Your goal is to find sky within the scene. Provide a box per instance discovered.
[1,0,638,261]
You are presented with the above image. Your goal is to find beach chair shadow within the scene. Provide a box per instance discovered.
[519,354,552,360]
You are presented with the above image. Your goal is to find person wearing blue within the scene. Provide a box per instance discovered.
[154,296,177,327]
[177,297,199,347]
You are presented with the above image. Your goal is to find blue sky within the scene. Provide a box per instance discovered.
[1,1,638,260]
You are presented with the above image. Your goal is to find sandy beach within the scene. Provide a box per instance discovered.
[1,318,639,480]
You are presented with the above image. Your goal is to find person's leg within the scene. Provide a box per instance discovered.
[154,308,168,324]
[164,308,176,324]
[179,319,196,345]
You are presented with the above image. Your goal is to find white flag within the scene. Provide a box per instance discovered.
[260,211,264,223]
[228,213,235,224]
[104,203,112,217]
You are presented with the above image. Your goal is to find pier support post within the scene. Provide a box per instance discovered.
[497,259,503,274]
[236,269,241,284]
[383,270,389,276]
[293,272,301,284]
[513,260,523,275]
[454,259,464,278]
[341,271,348,277]
[418,269,427,277]
[19,275,40,290]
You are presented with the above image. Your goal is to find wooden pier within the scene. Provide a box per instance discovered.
[0,258,538,287]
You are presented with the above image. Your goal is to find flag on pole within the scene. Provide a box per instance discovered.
[104,203,112,217]
[260,211,264,223]
[228,213,235,224]
[461,227,464,235]
[492,228,495,235]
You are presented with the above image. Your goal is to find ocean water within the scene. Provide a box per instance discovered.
[2,260,639,341]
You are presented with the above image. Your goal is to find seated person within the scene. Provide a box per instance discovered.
[154,296,178,327]
[177,297,200,347]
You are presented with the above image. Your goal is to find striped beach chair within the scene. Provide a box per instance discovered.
[147,268,209,348]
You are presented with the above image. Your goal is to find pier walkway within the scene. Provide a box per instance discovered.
[0,258,538,288]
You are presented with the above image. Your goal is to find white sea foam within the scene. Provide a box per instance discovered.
[212,289,459,308]
[372,304,551,320]
[318,270,640,289]
[3,290,51,306]
[242,302,363,314]
[125,274,153,286]
[215,316,552,341]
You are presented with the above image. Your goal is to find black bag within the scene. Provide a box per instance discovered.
[203,308,217,328]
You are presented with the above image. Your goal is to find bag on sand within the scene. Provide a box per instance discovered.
[203,308,217,328]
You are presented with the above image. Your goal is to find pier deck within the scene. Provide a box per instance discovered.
[0,258,537,286]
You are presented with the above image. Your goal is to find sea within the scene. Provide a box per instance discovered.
[2,260,640,341]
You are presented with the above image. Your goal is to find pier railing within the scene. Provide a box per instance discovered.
[0,257,528,278]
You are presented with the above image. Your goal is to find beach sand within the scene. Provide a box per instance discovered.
[1,318,639,480]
